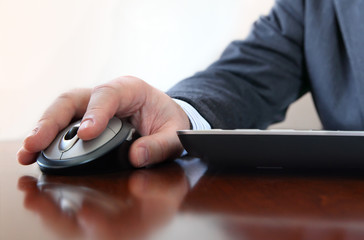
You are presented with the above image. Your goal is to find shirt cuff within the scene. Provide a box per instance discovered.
[173,99,211,130]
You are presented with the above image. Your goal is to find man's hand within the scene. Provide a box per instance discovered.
[17,76,190,167]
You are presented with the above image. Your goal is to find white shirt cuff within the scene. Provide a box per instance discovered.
[173,99,211,130]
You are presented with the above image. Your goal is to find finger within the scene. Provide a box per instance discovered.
[77,83,120,140]
[17,147,39,165]
[129,126,184,167]
[78,77,147,140]
[18,89,91,165]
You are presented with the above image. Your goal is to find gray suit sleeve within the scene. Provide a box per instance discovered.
[167,0,308,129]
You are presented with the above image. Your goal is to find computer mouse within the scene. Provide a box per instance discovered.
[37,117,138,175]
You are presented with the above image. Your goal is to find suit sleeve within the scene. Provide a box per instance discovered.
[167,0,308,129]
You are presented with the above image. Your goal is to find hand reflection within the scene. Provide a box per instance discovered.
[18,159,204,240]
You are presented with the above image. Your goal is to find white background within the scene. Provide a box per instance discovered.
[0,0,321,140]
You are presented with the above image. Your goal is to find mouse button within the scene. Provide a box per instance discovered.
[43,131,65,160]
[43,142,62,160]
[107,117,122,134]
[61,128,116,160]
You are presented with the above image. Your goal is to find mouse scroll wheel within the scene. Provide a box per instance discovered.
[65,126,79,140]
[59,124,80,152]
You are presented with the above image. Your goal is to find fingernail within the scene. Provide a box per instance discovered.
[137,147,149,167]
[79,119,94,131]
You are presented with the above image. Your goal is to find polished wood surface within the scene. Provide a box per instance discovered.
[2,140,364,240]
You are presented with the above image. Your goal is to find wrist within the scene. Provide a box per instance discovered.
[173,99,211,130]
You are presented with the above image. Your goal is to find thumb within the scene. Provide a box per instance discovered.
[129,128,183,167]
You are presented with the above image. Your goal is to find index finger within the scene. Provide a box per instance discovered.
[18,88,91,165]
[77,77,148,140]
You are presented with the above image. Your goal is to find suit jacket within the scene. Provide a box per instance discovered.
[167,0,364,130]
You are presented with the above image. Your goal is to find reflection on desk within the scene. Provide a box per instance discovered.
[18,158,206,240]
[2,140,364,240]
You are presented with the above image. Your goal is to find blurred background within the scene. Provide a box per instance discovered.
[0,0,321,141]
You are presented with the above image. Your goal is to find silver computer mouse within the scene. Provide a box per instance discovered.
[37,117,138,175]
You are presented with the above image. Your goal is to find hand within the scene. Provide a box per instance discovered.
[17,76,190,167]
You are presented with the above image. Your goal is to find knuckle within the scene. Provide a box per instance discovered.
[37,116,62,132]
[56,91,78,111]
[92,83,118,95]
[57,91,74,103]
[114,76,150,104]
[114,76,147,89]
[116,75,141,82]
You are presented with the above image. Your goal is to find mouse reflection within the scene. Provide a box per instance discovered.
[18,158,206,240]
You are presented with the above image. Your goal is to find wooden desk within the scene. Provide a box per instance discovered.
[2,140,364,240]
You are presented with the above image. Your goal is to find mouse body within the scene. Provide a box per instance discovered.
[37,117,137,175]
